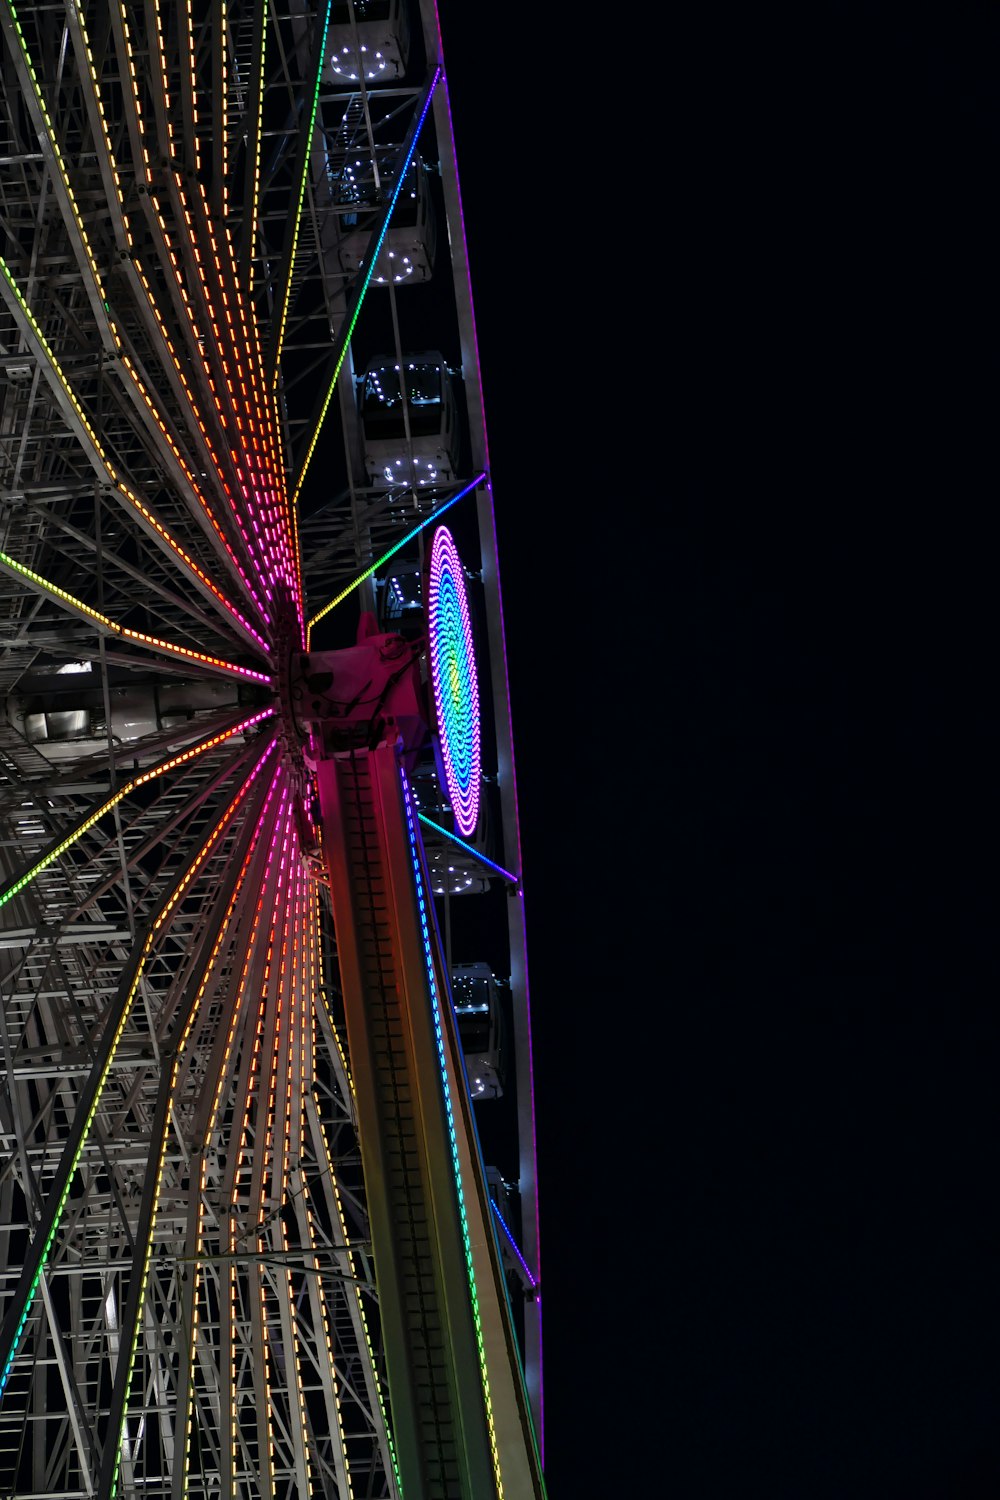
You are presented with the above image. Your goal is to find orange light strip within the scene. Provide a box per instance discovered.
[73,4,268,615]
[178,758,286,1494]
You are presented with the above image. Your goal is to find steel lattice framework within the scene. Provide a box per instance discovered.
[0,3,543,1496]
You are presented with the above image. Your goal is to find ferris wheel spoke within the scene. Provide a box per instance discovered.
[0,708,275,918]
[135,0,303,620]
[0,252,271,652]
[15,495,270,663]
[93,755,287,1500]
[0,546,272,684]
[0,737,278,1417]
[0,0,270,634]
[236,0,270,291]
[43,0,274,631]
[266,1,334,383]
[0,0,116,340]
[101,0,288,615]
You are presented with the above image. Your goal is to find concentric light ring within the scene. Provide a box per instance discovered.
[428,526,481,836]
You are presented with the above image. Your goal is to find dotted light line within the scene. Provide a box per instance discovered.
[308,873,401,1495]
[272,1,333,374]
[428,526,481,836]
[8,1,271,632]
[0,709,276,915]
[292,67,441,510]
[0,548,271,682]
[0,253,267,648]
[306,473,484,639]
[489,1199,537,1290]
[0,732,278,1402]
[416,815,516,887]
[399,768,503,1496]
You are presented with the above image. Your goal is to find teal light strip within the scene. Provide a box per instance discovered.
[307,472,484,635]
[292,67,442,508]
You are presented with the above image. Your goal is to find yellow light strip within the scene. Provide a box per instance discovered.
[0,548,270,681]
[0,710,276,914]
[0,252,268,647]
[72,6,271,617]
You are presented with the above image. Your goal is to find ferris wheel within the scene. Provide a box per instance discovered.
[0,3,544,1496]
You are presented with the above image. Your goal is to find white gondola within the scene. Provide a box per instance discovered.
[337,158,436,283]
[328,0,410,83]
[451,962,506,1099]
[358,351,459,489]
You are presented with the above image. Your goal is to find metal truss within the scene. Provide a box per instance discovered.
[0,2,541,1496]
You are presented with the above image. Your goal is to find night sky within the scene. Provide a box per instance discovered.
[438,5,997,1497]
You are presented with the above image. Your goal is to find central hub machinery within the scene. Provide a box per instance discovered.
[287,613,428,766]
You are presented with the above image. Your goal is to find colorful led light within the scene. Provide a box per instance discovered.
[0,709,276,914]
[307,473,484,637]
[399,768,503,1494]
[428,526,481,837]
[292,67,441,509]
[417,813,517,886]
[0,548,270,680]
[0,735,278,1401]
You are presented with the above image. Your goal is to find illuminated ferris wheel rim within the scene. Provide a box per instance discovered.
[427,524,481,838]
[0,2,545,1492]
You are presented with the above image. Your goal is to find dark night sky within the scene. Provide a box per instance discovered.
[439,6,997,1496]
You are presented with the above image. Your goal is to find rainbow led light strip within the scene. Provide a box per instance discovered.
[0,733,278,1401]
[428,526,481,837]
[399,768,503,1495]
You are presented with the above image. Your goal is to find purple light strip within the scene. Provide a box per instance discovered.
[489,1197,537,1290]
[430,26,545,1443]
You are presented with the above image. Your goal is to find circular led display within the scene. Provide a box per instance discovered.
[428,526,481,836]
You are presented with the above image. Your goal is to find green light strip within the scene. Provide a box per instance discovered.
[306,472,484,638]
[271,1,332,372]
[3,0,109,305]
[401,770,503,1494]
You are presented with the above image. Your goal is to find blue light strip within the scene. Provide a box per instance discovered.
[489,1198,537,1291]
[417,813,518,887]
